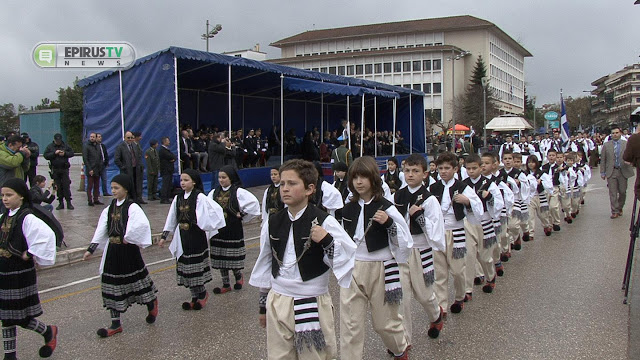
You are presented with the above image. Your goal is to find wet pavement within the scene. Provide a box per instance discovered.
[23,165,635,359]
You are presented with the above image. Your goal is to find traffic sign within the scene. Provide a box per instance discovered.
[544,111,559,121]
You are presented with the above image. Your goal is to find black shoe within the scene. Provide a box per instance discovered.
[553,224,561,231]
[88,202,94,207]
[94,200,104,205]
[474,276,484,285]
[66,202,75,210]
[56,203,64,210]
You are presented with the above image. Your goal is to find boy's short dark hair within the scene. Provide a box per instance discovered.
[565,153,576,161]
[501,149,514,159]
[481,152,497,162]
[404,154,428,171]
[271,165,280,171]
[279,159,318,190]
[511,152,522,161]
[465,154,481,166]
[387,157,399,166]
[348,156,384,202]
[435,152,458,168]
[547,149,557,155]
[34,175,47,184]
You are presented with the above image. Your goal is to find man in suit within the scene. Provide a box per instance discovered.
[159,136,177,204]
[623,126,640,198]
[82,132,104,206]
[114,131,146,204]
[179,129,199,171]
[145,139,160,201]
[96,133,110,196]
[600,125,635,218]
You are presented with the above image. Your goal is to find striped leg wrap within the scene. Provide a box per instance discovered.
[190,285,206,298]
[2,326,16,356]
[482,220,497,249]
[452,227,467,259]
[539,193,550,212]
[24,319,46,335]
[512,200,523,220]
[520,202,529,221]
[419,247,435,286]
[293,297,326,353]
[383,259,402,304]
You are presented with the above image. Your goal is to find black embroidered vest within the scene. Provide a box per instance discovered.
[0,207,30,257]
[429,179,467,221]
[268,205,330,281]
[394,186,432,235]
[463,176,492,212]
[384,171,401,193]
[176,190,200,227]
[265,184,284,216]
[342,197,394,252]
[213,186,243,240]
[106,199,132,238]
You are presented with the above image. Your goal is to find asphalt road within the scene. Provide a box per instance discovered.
[22,169,633,359]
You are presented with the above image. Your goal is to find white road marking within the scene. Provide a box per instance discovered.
[39,235,261,295]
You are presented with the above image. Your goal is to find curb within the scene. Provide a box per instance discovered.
[41,233,166,271]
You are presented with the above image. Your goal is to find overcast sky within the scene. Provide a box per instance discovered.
[1,0,638,109]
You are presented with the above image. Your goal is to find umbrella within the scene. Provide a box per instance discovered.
[448,124,470,131]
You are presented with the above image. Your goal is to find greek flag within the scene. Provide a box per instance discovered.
[560,94,570,144]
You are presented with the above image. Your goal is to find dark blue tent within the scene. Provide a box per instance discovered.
[78,46,425,187]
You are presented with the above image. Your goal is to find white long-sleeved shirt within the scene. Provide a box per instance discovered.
[395,185,445,252]
[3,208,56,266]
[436,178,483,230]
[465,177,504,224]
[249,206,357,298]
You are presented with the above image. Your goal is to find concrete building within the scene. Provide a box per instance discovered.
[268,15,532,132]
[590,63,640,125]
[222,44,267,61]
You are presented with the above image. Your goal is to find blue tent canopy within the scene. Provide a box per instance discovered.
[79,46,425,187]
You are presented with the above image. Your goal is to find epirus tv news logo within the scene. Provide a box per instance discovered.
[33,42,136,69]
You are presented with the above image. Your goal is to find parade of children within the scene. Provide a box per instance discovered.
[7,124,617,359]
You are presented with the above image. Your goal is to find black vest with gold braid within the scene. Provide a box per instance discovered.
[384,171,401,193]
[394,186,432,235]
[268,205,330,281]
[212,186,243,240]
[0,207,30,258]
[106,199,132,243]
[463,176,492,212]
[342,197,394,252]
[265,184,284,217]
[429,179,467,221]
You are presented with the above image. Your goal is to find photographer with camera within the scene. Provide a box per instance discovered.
[21,133,39,187]
[44,133,74,210]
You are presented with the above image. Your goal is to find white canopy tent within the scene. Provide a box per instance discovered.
[486,115,533,131]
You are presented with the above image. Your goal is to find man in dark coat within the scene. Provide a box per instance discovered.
[96,133,110,196]
[159,136,177,204]
[21,132,39,186]
[82,132,104,206]
[114,131,145,204]
[43,133,74,210]
[145,139,160,201]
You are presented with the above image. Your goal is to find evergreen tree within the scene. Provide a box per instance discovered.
[455,55,499,133]
[57,79,83,151]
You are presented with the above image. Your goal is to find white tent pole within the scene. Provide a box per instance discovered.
[118,70,125,138]
[392,97,397,156]
[320,92,324,143]
[280,74,284,165]
[228,65,232,137]
[409,94,413,154]
[374,95,378,158]
[173,56,181,169]
[360,93,364,157]
[347,95,351,150]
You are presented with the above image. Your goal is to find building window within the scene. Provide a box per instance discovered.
[329,67,337,75]
[413,84,421,91]
[388,46,396,49]
[403,84,411,89]
[356,65,364,75]
[433,59,442,70]
[433,82,442,93]
[365,64,373,74]
[384,63,392,73]
[406,44,414,48]
[412,61,421,71]
[347,65,355,75]
[423,83,431,94]
[393,62,402,73]
[374,63,382,74]
[336,50,343,54]
[397,45,405,49]
[328,51,335,54]
[423,60,432,71]
[371,47,378,51]
[320,67,327,73]
[416,44,424,47]
[379,47,387,50]
[362,48,369,52]
[338,66,346,76]
[312,68,319,72]
[403,61,411,72]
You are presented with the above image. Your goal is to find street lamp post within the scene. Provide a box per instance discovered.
[201,20,222,52]
[446,49,470,151]
[481,76,489,148]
